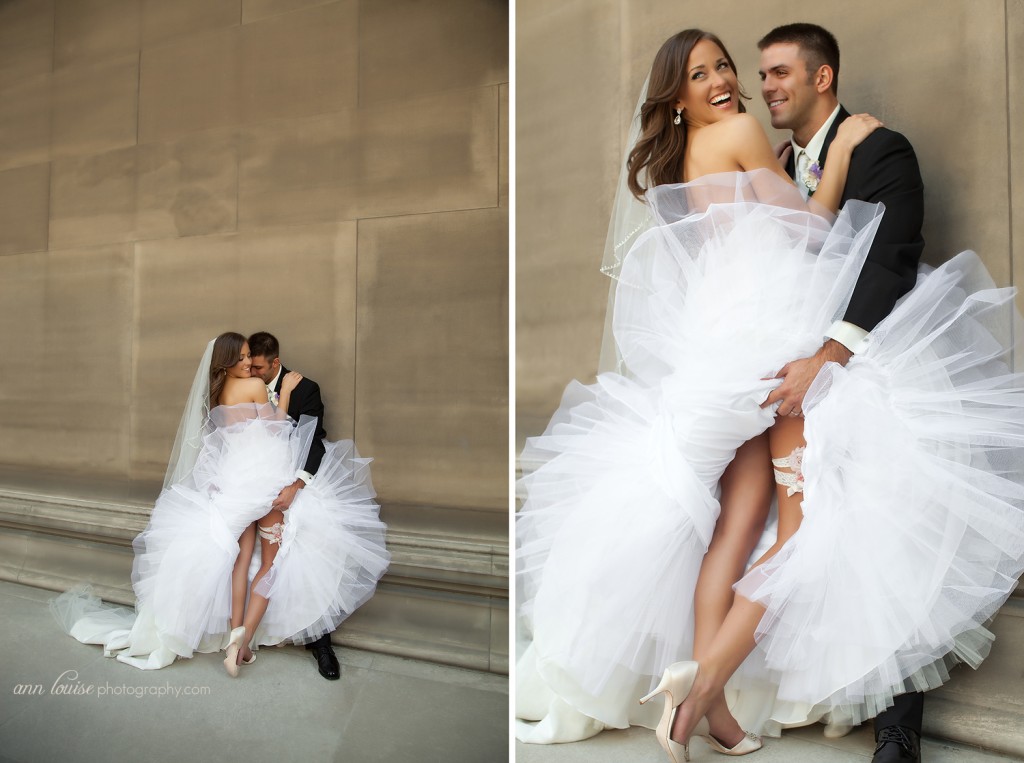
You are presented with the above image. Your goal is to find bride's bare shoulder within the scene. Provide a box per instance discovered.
[686,114,769,174]
[691,114,773,167]
[220,376,266,406]
[703,113,766,142]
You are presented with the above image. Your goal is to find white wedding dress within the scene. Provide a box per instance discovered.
[52,402,390,669]
[516,171,1024,741]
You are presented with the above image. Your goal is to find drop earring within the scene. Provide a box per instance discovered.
[674,108,682,125]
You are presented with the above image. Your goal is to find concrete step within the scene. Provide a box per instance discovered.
[925,594,1024,758]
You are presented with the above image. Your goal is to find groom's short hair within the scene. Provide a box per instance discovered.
[248,331,280,360]
[758,23,840,95]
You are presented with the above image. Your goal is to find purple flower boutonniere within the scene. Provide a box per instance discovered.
[802,161,823,195]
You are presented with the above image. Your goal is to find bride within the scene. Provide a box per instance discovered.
[516,27,1024,760]
[53,332,390,673]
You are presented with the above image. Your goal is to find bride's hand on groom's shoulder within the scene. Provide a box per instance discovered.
[834,113,883,152]
[281,371,303,393]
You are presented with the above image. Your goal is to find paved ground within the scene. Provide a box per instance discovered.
[515,720,1020,762]
[0,581,508,763]
[5,574,1015,763]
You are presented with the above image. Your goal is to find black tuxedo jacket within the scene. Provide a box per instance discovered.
[786,106,925,331]
[274,366,327,477]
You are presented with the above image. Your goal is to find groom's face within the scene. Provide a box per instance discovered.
[250,355,279,385]
[759,43,818,133]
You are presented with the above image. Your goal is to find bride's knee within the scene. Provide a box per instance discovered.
[251,562,275,581]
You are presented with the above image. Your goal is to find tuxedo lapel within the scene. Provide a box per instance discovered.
[273,365,296,418]
[275,365,304,420]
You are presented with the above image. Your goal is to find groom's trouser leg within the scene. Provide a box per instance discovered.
[874,690,924,735]
[306,632,332,651]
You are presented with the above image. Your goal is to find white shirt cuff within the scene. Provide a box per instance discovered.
[825,321,870,354]
[295,470,314,486]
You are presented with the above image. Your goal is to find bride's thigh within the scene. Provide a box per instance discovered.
[258,508,285,528]
[714,433,773,548]
[767,416,806,537]
[254,509,285,570]
[236,523,256,567]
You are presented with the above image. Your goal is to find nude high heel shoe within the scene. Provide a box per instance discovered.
[697,729,763,756]
[223,626,246,677]
[639,662,711,763]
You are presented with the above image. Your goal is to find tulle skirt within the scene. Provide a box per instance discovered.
[516,171,1024,741]
[736,251,1024,724]
[255,439,390,645]
[52,403,389,669]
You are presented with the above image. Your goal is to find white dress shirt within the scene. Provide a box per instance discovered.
[266,366,314,486]
[791,105,870,355]
[266,368,282,406]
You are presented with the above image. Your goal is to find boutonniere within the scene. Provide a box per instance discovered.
[270,390,280,407]
[802,161,823,195]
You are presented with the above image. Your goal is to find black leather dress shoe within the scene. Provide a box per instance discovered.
[872,726,921,763]
[311,643,340,680]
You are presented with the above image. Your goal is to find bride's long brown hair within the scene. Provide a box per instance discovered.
[627,29,748,199]
[208,332,247,407]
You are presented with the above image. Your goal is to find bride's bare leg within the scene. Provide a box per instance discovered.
[237,509,284,664]
[671,416,807,744]
[230,523,256,629]
[749,415,806,566]
[693,433,772,746]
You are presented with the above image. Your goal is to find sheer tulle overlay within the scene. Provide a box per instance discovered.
[516,171,1024,741]
[52,402,389,669]
[736,251,1024,724]
[255,439,390,645]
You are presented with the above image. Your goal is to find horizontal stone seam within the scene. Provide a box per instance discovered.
[0,495,505,545]
[0,514,504,564]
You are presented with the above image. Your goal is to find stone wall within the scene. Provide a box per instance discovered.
[0,0,508,673]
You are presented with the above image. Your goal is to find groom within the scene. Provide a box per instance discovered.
[247,330,340,681]
[757,23,926,763]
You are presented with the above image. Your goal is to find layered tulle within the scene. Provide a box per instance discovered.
[736,251,1024,724]
[255,439,390,645]
[517,172,881,739]
[53,402,389,669]
[516,170,1024,741]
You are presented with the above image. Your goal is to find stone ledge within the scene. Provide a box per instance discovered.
[0,482,508,674]
[0,486,508,594]
[925,598,1024,757]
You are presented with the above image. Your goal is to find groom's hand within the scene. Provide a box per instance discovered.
[762,340,852,415]
[272,478,306,511]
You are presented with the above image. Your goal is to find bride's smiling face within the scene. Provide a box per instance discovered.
[226,342,252,378]
[675,39,740,127]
